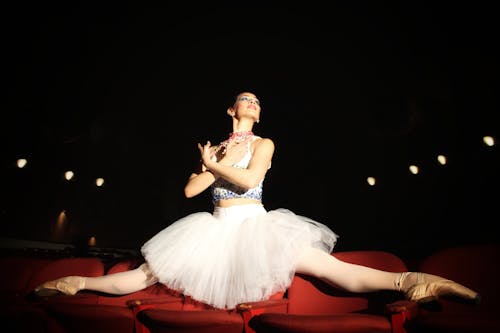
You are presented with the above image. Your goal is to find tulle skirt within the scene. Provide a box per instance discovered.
[141,203,338,310]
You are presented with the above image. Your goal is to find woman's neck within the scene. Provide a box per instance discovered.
[232,118,254,133]
[233,127,253,133]
[215,130,254,155]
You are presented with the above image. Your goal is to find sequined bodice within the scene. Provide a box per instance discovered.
[210,136,267,204]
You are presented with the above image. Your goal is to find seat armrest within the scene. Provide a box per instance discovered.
[237,299,289,333]
[386,300,419,316]
[126,295,183,309]
[127,296,184,333]
[237,298,289,311]
[385,300,419,333]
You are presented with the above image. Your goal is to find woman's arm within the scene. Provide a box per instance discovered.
[183,168,217,198]
[202,138,275,190]
[184,145,219,198]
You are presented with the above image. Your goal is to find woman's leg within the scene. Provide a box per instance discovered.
[35,263,158,296]
[295,247,399,292]
[295,247,480,303]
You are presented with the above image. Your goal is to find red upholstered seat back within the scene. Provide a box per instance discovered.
[0,257,52,294]
[105,258,142,274]
[26,257,105,292]
[287,251,407,315]
[138,308,244,333]
[418,243,500,311]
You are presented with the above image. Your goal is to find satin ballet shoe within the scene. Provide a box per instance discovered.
[34,276,85,297]
[396,272,481,304]
[406,279,481,304]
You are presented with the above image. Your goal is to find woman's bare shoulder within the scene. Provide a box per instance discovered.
[253,137,275,151]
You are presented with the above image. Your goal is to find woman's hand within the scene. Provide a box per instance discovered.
[218,143,248,166]
[198,141,214,171]
[184,142,218,198]
[198,139,252,172]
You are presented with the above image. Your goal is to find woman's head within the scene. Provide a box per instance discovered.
[228,92,261,125]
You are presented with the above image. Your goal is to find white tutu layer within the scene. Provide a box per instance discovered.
[141,204,338,310]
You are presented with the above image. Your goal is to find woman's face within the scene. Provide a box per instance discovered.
[233,92,261,122]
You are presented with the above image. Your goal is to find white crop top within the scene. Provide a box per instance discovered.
[210,136,269,204]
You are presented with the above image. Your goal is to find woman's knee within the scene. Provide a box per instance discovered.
[295,247,335,278]
[138,263,159,285]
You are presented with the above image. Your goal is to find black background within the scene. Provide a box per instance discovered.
[2,1,499,261]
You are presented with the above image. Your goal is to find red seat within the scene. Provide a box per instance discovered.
[3,303,67,333]
[238,251,417,333]
[46,302,135,333]
[129,287,285,333]
[407,243,500,333]
[127,262,285,333]
[136,308,245,333]
[0,256,105,333]
[30,257,135,333]
[37,258,183,333]
[0,256,52,302]
[130,294,248,333]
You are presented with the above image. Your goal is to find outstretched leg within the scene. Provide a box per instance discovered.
[295,247,480,303]
[295,247,398,292]
[35,263,158,296]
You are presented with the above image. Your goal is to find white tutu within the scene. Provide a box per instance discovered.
[141,204,338,310]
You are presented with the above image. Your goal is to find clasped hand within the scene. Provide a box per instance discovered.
[198,141,247,172]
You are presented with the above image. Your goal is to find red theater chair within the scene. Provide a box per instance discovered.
[135,307,245,333]
[237,251,418,333]
[406,243,500,333]
[31,257,139,333]
[41,258,183,333]
[1,256,105,333]
[0,256,53,302]
[130,290,286,333]
[0,256,66,333]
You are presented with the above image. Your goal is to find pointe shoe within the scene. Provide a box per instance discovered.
[34,276,85,297]
[396,272,481,304]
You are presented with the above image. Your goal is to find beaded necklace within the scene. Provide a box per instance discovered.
[214,131,254,155]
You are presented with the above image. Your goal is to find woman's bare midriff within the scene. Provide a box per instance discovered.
[214,198,262,207]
